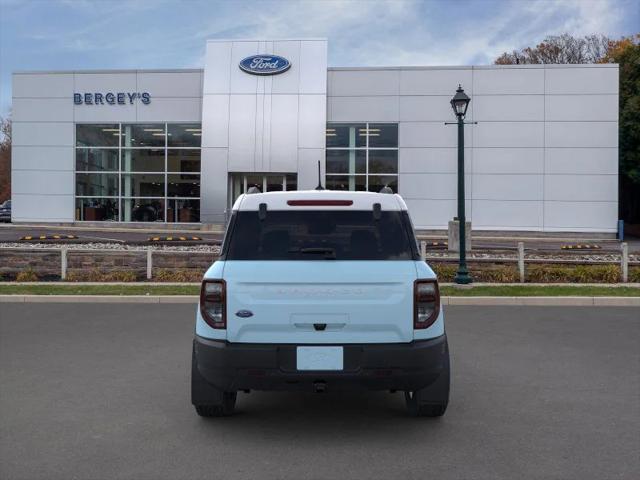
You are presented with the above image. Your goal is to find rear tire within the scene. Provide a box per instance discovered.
[194,392,237,417]
[405,339,450,417]
[405,391,447,417]
[191,342,237,417]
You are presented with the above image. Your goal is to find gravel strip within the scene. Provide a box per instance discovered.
[0,242,221,254]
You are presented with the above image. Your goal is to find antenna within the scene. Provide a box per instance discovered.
[315,160,325,190]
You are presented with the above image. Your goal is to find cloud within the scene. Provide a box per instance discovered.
[552,0,626,35]
[0,0,635,115]
[188,0,630,66]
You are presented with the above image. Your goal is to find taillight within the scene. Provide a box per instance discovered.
[414,279,440,329]
[200,279,226,329]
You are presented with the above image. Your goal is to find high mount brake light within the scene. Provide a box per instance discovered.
[200,279,226,329]
[414,279,440,329]
[286,200,353,206]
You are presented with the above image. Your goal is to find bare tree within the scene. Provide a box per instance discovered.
[495,34,610,64]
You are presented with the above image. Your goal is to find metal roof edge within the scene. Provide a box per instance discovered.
[206,38,327,42]
[13,68,204,75]
[328,63,618,71]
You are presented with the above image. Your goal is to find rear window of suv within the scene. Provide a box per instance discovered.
[223,210,419,261]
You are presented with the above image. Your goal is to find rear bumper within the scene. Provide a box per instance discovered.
[193,334,449,392]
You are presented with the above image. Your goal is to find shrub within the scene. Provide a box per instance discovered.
[629,266,640,283]
[527,264,620,283]
[66,269,138,282]
[16,269,38,282]
[429,262,518,283]
[103,270,138,282]
[153,268,204,282]
[472,265,519,283]
[429,262,624,283]
[429,263,456,282]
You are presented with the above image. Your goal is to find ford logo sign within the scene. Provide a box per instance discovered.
[239,55,291,76]
[235,310,254,318]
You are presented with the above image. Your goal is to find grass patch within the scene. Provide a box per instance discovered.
[440,285,640,297]
[0,284,638,297]
[0,284,200,296]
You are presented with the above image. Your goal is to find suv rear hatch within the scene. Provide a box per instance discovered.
[221,208,420,344]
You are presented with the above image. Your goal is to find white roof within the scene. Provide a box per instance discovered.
[233,190,408,211]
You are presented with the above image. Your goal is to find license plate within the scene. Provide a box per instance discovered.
[296,346,343,371]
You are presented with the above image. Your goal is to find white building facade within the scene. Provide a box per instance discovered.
[11,38,619,232]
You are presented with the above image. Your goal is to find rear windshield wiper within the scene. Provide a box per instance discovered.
[290,247,337,259]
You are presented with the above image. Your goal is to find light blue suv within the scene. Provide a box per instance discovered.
[192,190,449,417]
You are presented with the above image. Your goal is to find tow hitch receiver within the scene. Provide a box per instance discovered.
[313,381,327,393]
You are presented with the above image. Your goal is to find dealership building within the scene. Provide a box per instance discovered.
[11,39,619,232]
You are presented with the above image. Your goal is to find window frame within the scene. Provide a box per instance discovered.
[74,122,202,223]
[325,122,399,193]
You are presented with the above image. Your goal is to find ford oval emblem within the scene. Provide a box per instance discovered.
[239,55,291,76]
[235,309,254,318]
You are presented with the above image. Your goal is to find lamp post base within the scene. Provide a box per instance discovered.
[454,268,473,285]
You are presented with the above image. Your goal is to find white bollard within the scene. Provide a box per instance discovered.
[621,242,628,283]
[61,247,67,280]
[420,240,427,261]
[147,247,153,280]
[517,242,525,283]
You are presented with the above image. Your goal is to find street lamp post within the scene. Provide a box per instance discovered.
[449,85,473,284]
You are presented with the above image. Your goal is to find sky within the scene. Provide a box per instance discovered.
[0,0,638,116]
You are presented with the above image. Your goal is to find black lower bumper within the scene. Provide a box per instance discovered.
[194,334,449,393]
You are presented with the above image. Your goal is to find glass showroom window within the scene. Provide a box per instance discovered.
[325,123,398,193]
[75,123,201,222]
[166,138,201,223]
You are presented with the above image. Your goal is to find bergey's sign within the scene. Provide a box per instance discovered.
[74,92,151,105]
[239,55,291,75]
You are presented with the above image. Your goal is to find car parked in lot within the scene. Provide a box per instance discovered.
[0,200,11,222]
[192,189,449,417]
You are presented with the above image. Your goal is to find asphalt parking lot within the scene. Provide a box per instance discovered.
[1,303,638,480]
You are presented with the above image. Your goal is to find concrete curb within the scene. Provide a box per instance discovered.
[443,296,640,306]
[0,224,224,234]
[2,282,202,286]
[2,282,640,287]
[1,295,639,306]
[0,295,199,304]
[441,282,640,288]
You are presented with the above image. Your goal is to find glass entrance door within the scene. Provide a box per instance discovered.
[228,173,297,210]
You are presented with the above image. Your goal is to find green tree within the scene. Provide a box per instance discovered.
[495,33,640,225]
[601,35,640,224]
[0,116,10,203]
